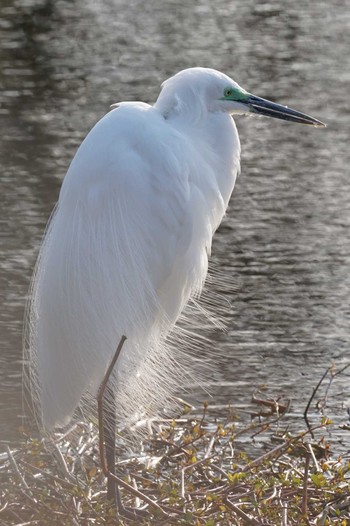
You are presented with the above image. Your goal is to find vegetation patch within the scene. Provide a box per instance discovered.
[1,367,350,525]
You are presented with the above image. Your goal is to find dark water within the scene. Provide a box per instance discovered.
[1,0,349,450]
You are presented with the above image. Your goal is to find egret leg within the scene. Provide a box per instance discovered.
[97,336,151,519]
[104,386,148,518]
[104,384,116,502]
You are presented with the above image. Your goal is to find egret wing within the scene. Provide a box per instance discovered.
[28,103,199,427]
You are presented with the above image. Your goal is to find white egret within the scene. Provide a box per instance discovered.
[25,67,324,515]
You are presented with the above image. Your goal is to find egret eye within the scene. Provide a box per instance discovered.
[224,87,233,98]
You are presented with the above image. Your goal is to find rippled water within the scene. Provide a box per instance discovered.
[1,0,349,449]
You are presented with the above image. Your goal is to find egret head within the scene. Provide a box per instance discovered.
[155,67,325,127]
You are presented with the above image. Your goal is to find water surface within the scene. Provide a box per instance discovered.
[1,0,349,450]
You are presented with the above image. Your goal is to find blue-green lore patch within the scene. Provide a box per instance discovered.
[222,86,249,102]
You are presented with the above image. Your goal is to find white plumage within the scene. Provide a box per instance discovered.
[25,67,323,430]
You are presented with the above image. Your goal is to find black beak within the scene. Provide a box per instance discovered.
[247,94,325,127]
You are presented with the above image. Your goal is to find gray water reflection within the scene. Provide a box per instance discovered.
[1,0,349,449]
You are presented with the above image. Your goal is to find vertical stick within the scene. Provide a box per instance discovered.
[301,452,311,517]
